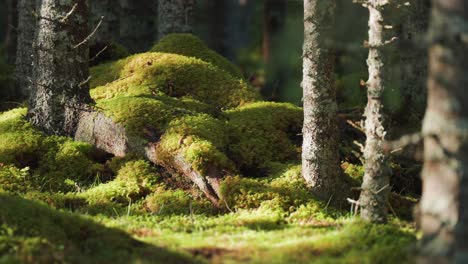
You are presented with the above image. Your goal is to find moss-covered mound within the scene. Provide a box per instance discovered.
[90,52,259,109]
[0,108,105,193]
[0,194,194,264]
[150,34,243,78]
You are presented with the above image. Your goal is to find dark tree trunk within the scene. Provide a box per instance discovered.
[207,0,227,55]
[89,0,120,47]
[398,0,430,124]
[418,0,468,262]
[14,0,36,99]
[119,0,157,53]
[262,0,286,63]
[302,0,344,201]
[358,0,391,224]
[28,0,92,137]
[5,0,17,64]
[158,0,194,40]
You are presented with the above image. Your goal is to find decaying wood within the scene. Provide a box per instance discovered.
[75,111,224,205]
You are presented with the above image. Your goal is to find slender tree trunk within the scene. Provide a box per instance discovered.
[5,0,17,64]
[119,0,157,53]
[14,0,36,99]
[207,0,227,55]
[28,0,92,137]
[262,0,286,64]
[302,0,343,201]
[358,0,391,223]
[418,0,468,262]
[158,0,194,40]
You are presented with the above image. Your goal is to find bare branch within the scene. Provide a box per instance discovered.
[73,16,104,49]
[60,3,78,23]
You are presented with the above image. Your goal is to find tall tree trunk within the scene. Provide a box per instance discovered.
[302,0,343,201]
[119,0,157,53]
[14,0,36,99]
[5,0,17,64]
[158,0,194,40]
[207,0,227,55]
[262,0,287,100]
[358,0,391,223]
[89,0,120,47]
[418,0,468,262]
[398,0,430,125]
[262,0,286,64]
[28,0,92,137]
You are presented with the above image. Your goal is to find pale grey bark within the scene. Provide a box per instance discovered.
[418,0,468,262]
[89,0,120,47]
[14,0,36,99]
[119,0,157,53]
[302,0,343,200]
[28,0,92,137]
[358,0,391,223]
[158,0,194,40]
[5,0,17,65]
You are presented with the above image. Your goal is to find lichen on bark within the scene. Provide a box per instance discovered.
[358,0,391,223]
[28,0,92,137]
[302,0,345,201]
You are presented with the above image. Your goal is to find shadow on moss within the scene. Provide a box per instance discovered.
[0,194,199,264]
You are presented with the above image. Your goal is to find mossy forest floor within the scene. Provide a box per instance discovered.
[0,34,418,264]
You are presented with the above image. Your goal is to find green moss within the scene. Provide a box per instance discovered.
[0,166,32,194]
[157,114,234,175]
[225,102,303,175]
[81,160,159,205]
[150,34,243,78]
[144,188,215,216]
[0,194,195,263]
[342,162,365,184]
[90,52,258,108]
[0,108,105,193]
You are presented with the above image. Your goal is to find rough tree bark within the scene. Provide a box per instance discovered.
[5,0,17,65]
[158,0,195,40]
[28,0,92,137]
[14,0,36,99]
[418,0,468,262]
[302,0,344,201]
[358,0,391,223]
[119,0,156,53]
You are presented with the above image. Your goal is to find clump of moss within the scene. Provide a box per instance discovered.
[156,114,235,175]
[219,163,336,220]
[150,34,243,78]
[145,189,191,215]
[225,102,303,175]
[90,52,258,108]
[0,165,33,194]
[0,108,105,193]
[0,108,43,166]
[81,160,159,205]
[342,162,364,184]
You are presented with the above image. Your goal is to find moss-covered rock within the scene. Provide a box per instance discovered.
[90,52,259,109]
[150,34,243,78]
[90,42,130,66]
